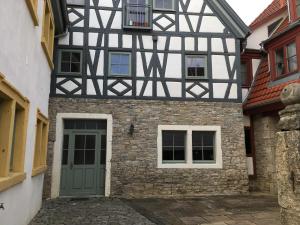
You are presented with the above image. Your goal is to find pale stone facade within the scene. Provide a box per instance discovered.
[250,115,279,194]
[44,98,249,198]
[276,83,300,225]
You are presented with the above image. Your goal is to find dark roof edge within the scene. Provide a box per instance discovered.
[51,0,69,35]
[206,0,251,39]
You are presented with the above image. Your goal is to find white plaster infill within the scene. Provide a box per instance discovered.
[157,125,223,169]
[51,113,113,199]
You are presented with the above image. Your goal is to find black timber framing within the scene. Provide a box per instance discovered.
[51,0,249,103]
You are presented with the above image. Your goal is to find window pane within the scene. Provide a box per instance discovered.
[100,150,106,165]
[186,56,206,77]
[61,52,71,61]
[111,54,121,64]
[119,55,129,64]
[173,131,186,146]
[287,42,296,57]
[241,63,248,85]
[155,0,164,8]
[193,148,203,161]
[72,52,81,62]
[71,63,81,73]
[162,147,173,161]
[75,135,85,149]
[288,56,298,72]
[276,48,284,76]
[163,0,173,9]
[75,120,85,129]
[85,150,95,164]
[203,132,214,146]
[203,147,214,160]
[63,135,69,149]
[162,131,173,146]
[101,135,107,149]
[62,150,68,165]
[174,147,185,160]
[111,65,121,75]
[118,65,129,75]
[196,67,205,77]
[86,120,97,129]
[244,128,252,155]
[61,62,70,73]
[74,150,84,165]
[64,120,75,129]
[86,135,96,149]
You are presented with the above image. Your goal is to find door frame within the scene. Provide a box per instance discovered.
[50,113,113,199]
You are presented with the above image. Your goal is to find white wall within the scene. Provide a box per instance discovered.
[247,14,287,50]
[0,0,51,225]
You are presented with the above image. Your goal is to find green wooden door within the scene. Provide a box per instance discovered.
[60,130,106,196]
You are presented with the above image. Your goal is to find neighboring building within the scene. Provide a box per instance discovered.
[243,0,300,194]
[0,1,67,225]
[44,0,251,199]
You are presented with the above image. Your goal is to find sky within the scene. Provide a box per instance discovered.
[226,0,274,25]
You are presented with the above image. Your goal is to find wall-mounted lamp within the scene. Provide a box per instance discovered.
[129,123,135,136]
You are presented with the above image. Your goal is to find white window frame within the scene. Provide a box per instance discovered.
[153,0,175,11]
[157,125,223,169]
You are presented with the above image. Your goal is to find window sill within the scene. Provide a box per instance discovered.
[186,77,209,80]
[41,39,54,70]
[0,172,26,192]
[158,163,222,169]
[273,70,298,81]
[153,8,176,12]
[26,0,39,26]
[32,165,47,177]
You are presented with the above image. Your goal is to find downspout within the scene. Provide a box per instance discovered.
[55,0,69,38]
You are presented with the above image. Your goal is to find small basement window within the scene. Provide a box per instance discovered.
[109,52,131,77]
[186,55,207,79]
[154,0,174,10]
[58,50,82,74]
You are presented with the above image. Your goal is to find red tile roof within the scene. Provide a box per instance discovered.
[250,0,287,30]
[243,58,300,109]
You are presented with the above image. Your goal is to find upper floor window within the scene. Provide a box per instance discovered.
[0,74,29,192]
[109,52,131,77]
[154,0,175,11]
[58,50,82,75]
[123,0,152,29]
[275,41,298,77]
[241,62,248,87]
[41,0,55,69]
[185,55,207,79]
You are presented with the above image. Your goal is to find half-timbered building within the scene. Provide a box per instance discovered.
[45,0,251,198]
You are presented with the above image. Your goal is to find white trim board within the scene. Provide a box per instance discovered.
[50,113,113,199]
[157,125,223,169]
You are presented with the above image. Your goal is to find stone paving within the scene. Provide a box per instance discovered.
[30,194,280,225]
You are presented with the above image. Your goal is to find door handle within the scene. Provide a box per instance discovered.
[70,162,74,170]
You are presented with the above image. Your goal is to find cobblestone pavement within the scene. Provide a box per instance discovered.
[30,194,280,225]
[29,198,154,225]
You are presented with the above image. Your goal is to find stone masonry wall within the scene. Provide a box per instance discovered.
[251,114,279,194]
[44,98,249,198]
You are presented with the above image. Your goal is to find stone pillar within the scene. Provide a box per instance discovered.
[276,83,300,225]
